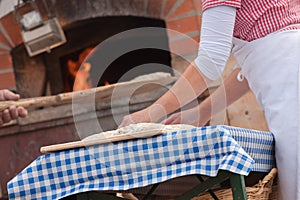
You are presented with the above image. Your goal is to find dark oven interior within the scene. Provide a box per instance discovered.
[11,16,173,97]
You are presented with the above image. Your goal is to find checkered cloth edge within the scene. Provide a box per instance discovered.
[201,0,300,41]
[222,126,275,172]
[7,125,274,200]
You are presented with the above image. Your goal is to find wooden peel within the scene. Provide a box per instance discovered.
[40,129,166,154]
[0,96,59,112]
[0,77,177,112]
[0,87,106,112]
[0,92,80,112]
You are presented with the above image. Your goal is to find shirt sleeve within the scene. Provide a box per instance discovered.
[202,0,241,11]
[194,5,236,80]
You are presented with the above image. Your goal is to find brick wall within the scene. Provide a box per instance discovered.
[0,54,15,90]
[0,0,202,91]
[0,9,22,90]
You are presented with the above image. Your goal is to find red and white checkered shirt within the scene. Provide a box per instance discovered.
[202,0,300,41]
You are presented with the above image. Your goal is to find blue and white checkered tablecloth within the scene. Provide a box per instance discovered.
[7,125,275,200]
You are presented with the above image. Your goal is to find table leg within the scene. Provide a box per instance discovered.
[142,183,160,200]
[176,171,229,200]
[229,173,247,200]
[73,172,247,200]
[196,175,219,200]
[176,171,247,200]
[76,192,125,200]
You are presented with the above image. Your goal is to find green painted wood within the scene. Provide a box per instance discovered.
[196,175,219,200]
[229,173,247,200]
[76,192,124,200]
[142,183,159,200]
[74,172,248,200]
[176,171,230,200]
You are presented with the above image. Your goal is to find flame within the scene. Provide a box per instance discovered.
[73,62,93,91]
[67,47,94,91]
[104,81,110,86]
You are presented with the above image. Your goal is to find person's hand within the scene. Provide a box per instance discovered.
[0,89,28,125]
[119,109,151,128]
[162,106,209,127]
[119,104,167,128]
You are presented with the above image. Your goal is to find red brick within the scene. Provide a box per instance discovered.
[167,0,195,20]
[192,35,200,43]
[147,0,164,18]
[0,54,12,70]
[166,15,200,34]
[166,29,200,41]
[163,0,178,18]
[192,0,203,26]
[0,33,12,50]
[169,35,200,57]
[0,13,23,46]
[0,72,16,89]
[193,0,202,12]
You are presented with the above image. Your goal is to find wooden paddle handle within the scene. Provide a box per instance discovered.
[0,83,117,112]
[40,130,165,153]
[0,77,177,112]
[0,95,62,112]
[0,88,104,112]
[40,140,85,153]
[0,88,98,112]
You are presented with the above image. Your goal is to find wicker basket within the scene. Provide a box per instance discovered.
[192,168,277,200]
[268,185,278,200]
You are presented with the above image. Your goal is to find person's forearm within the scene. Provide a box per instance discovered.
[195,6,236,80]
[120,5,238,126]
[147,62,213,121]
[199,68,250,121]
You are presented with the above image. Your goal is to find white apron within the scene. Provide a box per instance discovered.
[232,29,300,200]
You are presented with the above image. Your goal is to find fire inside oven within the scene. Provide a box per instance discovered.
[11,16,173,96]
[60,16,173,92]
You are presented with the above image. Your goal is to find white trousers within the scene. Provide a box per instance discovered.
[232,29,300,200]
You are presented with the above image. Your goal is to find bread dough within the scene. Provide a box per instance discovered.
[83,123,195,141]
[164,124,195,131]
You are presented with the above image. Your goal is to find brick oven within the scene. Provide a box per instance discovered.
[0,0,203,199]
[0,1,271,199]
[0,0,202,92]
